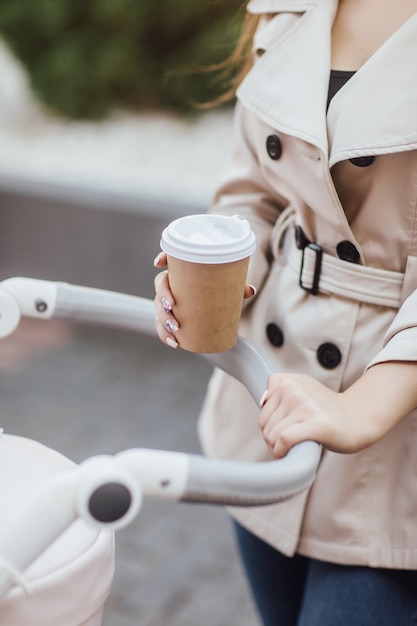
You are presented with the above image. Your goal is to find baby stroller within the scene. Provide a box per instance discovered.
[0,277,321,625]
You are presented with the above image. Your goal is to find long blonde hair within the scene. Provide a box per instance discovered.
[200,10,260,108]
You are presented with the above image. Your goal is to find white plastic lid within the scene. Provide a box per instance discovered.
[160,214,256,264]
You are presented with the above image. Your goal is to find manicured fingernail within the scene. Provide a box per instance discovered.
[259,389,268,407]
[166,319,179,334]
[161,296,172,313]
[248,284,257,296]
[153,253,162,267]
[166,336,178,349]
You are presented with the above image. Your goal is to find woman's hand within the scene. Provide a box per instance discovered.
[259,361,417,458]
[258,373,360,458]
[153,251,257,349]
[153,251,179,348]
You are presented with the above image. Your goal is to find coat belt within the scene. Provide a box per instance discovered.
[277,226,404,309]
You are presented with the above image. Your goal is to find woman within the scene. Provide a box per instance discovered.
[154,1,417,624]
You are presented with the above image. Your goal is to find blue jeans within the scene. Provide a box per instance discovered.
[233,521,417,626]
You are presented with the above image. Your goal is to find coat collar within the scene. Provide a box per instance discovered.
[328,12,417,166]
[238,0,336,156]
[238,1,417,165]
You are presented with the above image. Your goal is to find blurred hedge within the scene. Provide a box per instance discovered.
[0,0,244,120]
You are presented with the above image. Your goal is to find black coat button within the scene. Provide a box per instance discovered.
[295,225,310,249]
[336,240,360,263]
[317,342,341,369]
[349,156,375,167]
[266,134,282,160]
[266,323,284,347]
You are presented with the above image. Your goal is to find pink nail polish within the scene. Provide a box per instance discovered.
[166,319,179,334]
[161,296,172,313]
[248,284,257,296]
[153,254,162,267]
[166,336,178,349]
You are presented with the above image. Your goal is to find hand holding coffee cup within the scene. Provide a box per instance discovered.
[154,214,256,353]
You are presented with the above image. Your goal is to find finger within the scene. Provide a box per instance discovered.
[155,316,178,349]
[154,296,180,336]
[258,399,277,429]
[243,284,257,299]
[154,271,177,316]
[270,422,319,458]
[258,377,284,428]
[153,251,168,268]
[153,268,180,342]
[154,269,170,293]
[154,294,179,325]
[259,402,286,438]
[259,388,269,408]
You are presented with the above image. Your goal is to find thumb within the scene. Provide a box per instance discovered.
[243,283,257,299]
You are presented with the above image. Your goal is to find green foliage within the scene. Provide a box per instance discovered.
[0,0,243,119]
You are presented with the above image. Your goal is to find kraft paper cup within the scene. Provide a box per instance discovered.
[160,214,256,353]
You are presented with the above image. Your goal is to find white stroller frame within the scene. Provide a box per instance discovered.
[0,277,321,606]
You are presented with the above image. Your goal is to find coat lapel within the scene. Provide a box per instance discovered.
[328,12,417,166]
[239,1,417,166]
[238,0,338,157]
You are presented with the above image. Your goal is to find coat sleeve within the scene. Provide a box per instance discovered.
[208,100,288,294]
[366,290,417,370]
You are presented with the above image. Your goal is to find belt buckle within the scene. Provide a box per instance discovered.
[299,242,323,295]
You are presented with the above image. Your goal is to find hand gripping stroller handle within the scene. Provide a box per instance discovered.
[0,278,321,505]
[185,339,321,505]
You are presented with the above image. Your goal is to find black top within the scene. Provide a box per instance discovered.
[327,69,356,110]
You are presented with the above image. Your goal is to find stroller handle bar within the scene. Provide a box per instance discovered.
[0,277,321,598]
[0,277,321,505]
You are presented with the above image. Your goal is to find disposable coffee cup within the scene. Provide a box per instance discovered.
[160,213,256,353]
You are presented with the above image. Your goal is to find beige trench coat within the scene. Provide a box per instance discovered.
[198,0,417,569]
